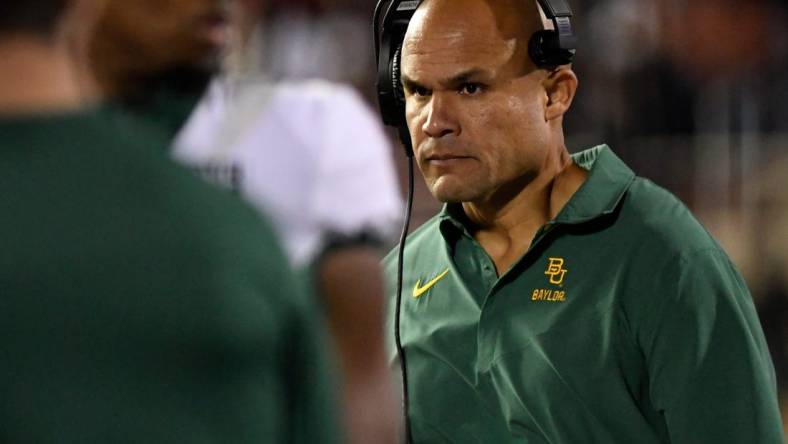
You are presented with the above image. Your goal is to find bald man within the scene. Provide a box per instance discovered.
[382,0,784,442]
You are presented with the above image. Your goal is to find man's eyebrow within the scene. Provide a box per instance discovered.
[441,69,489,87]
[401,74,424,91]
[401,69,490,91]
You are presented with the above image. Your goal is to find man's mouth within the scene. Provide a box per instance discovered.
[425,153,473,164]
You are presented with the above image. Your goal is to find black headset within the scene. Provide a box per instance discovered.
[372,2,576,442]
[374,0,577,157]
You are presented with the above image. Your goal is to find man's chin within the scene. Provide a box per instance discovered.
[428,180,482,204]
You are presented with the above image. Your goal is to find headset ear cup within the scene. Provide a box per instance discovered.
[528,30,554,67]
[528,29,574,68]
[389,43,413,155]
[391,44,406,113]
[390,43,409,131]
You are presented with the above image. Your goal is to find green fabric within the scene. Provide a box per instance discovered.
[384,145,783,443]
[120,86,202,141]
[0,109,339,443]
[107,70,209,143]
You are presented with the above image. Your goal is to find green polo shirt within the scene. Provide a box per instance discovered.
[384,145,783,443]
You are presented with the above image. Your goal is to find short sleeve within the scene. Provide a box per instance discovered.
[309,86,402,250]
[642,248,784,443]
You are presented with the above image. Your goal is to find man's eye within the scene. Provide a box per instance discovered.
[411,86,430,97]
[459,83,483,96]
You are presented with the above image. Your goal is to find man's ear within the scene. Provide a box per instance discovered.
[543,67,578,121]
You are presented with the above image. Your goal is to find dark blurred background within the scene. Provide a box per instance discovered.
[249,0,788,434]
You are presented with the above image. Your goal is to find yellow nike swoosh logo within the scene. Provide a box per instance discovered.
[412,268,450,298]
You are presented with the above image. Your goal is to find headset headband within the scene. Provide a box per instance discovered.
[537,0,577,51]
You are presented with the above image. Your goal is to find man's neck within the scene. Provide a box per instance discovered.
[0,36,94,115]
[462,147,588,275]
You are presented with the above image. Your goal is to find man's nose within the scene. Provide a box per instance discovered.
[422,93,459,138]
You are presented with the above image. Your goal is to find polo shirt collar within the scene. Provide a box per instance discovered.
[438,144,635,234]
[555,144,635,224]
[438,201,472,240]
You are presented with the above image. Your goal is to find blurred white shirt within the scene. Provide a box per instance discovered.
[173,78,402,267]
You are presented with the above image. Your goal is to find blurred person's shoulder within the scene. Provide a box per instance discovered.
[112,108,306,313]
[1,105,294,289]
[108,109,290,263]
[84,107,288,273]
[95,106,263,218]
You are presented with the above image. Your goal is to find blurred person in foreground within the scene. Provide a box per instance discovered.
[91,0,402,442]
[0,0,338,441]
[380,0,785,442]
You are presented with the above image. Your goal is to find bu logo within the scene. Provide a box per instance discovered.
[545,258,568,285]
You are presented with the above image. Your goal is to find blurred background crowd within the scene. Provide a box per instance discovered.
[252,0,788,429]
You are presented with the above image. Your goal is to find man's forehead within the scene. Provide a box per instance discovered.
[405,0,539,40]
[403,28,514,60]
[403,0,540,56]
[402,34,517,80]
[401,0,529,77]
